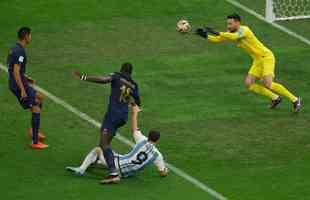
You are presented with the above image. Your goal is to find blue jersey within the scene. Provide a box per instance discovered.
[7,43,28,90]
[107,72,140,121]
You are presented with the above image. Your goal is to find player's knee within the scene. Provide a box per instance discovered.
[36,92,45,102]
[34,98,43,109]
[244,79,254,89]
[263,80,272,89]
[262,75,273,89]
[31,105,41,113]
[245,75,256,89]
[95,147,103,156]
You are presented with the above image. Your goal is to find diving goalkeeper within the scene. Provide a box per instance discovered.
[195,13,301,112]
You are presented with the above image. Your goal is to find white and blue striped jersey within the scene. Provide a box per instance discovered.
[116,130,166,177]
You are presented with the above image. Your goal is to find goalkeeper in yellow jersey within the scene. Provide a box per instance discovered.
[195,13,302,112]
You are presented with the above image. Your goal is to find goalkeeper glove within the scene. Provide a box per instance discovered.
[205,27,219,36]
[195,28,208,39]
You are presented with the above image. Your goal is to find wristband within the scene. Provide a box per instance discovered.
[80,74,87,81]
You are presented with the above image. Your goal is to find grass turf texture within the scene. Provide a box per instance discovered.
[0,0,310,199]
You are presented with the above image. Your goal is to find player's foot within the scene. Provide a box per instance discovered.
[30,142,49,149]
[293,97,302,113]
[66,166,85,176]
[270,96,282,109]
[28,128,46,142]
[100,174,120,184]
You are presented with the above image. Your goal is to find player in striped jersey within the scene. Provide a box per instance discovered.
[66,105,168,184]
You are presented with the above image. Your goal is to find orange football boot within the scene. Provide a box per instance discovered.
[30,142,49,149]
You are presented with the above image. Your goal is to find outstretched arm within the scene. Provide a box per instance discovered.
[130,105,148,143]
[195,27,226,43]
[73,70,112,84]
[208,35,226,43]
[217,27,247,41]
[218,31,243,41]
[131,105,142,133]
[154,153,169,177]
[131,85,141,107]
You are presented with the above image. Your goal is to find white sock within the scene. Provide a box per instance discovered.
[79,148,98,172]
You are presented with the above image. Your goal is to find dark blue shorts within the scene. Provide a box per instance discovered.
[101,113,127,135]
[10,86,37,109]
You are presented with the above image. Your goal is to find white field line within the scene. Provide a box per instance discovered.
[2,3,308,198]
[225,0,310,46]
[0,64,228,200]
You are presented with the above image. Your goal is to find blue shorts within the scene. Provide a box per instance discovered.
[101,113,127,135]
[10,86,37,109]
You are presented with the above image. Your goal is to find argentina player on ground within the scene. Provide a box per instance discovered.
[73,63,141,183]
[66,105,169,182]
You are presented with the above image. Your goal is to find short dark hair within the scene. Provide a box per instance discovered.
[120,62,133,76]
[17,27,31,40]
[227,13,241,22]
[148,130,160,143]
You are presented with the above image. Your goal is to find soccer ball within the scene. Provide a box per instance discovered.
[176,20,191,33]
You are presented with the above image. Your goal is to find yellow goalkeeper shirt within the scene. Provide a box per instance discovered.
[208,25,272,58]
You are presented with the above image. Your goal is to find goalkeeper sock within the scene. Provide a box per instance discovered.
[270,82,298,102]
[79,148,98,172]
[248,84,279,100]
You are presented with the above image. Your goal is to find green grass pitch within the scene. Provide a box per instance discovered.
[0,0,310,199]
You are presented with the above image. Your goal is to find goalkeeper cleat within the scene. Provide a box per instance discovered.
[100,174,121,184]
[293,97,302,113]
[270,96,282,109]
[66,166,85,176]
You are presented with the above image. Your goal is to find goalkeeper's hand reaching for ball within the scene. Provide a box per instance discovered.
[195,28,208,38]
[195,27,219,38]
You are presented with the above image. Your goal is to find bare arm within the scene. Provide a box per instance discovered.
[131,105,141,133]
[83,75,112,84]
[154,153,169,177]
[73,70,112,84]
[13,64,27,98]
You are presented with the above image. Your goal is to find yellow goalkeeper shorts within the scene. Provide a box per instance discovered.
[248,53,275,78]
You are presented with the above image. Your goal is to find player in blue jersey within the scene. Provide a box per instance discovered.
[73,63,141,183]
[66,105,168,183]
[7,27,48,149]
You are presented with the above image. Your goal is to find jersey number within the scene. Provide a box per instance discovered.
[131,152,148,165]
[120,85,132,103]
